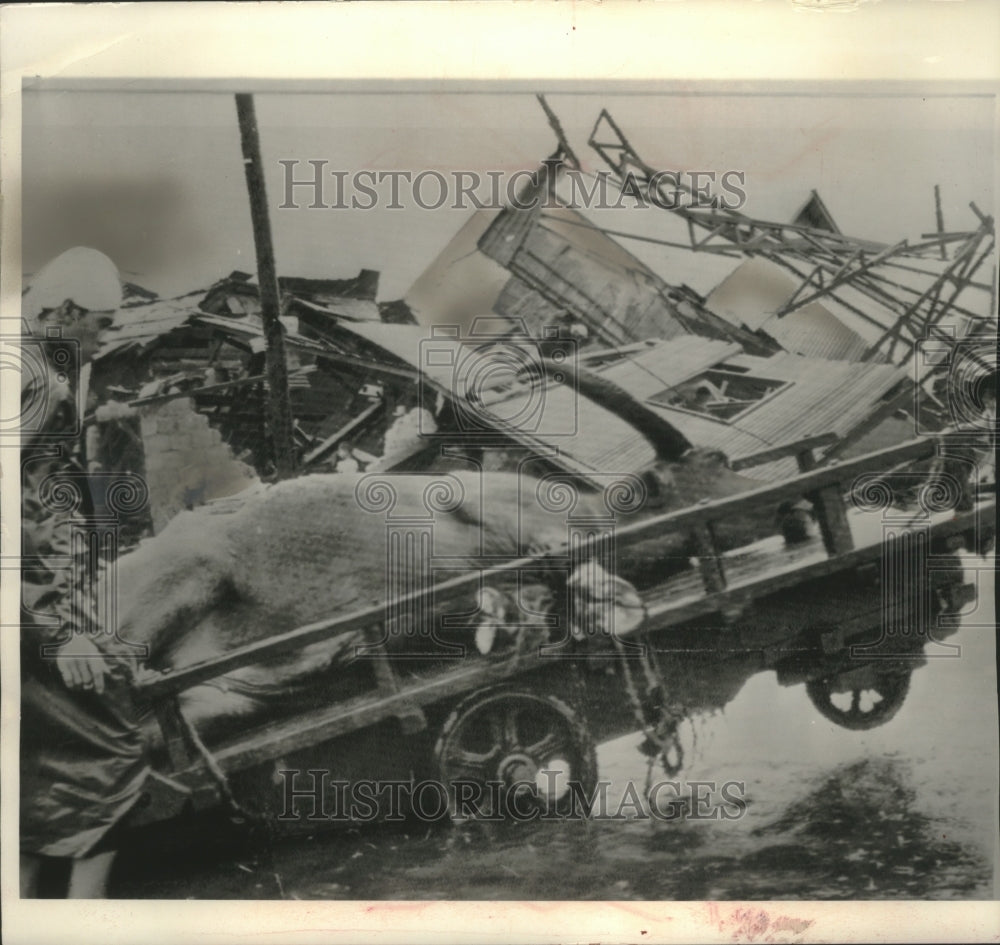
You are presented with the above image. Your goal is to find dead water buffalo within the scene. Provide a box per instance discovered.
[109,364,793,731]
[112,469,652,729]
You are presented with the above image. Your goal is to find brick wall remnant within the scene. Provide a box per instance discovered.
[137,396,258,532]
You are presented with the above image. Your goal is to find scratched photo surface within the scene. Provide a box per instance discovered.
[18,83,997,902]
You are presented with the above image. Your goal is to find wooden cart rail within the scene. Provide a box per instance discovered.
[197,648,539,776]
[134,432,964,703]
[641,502,987,629]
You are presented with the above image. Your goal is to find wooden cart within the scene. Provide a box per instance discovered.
[125,434,994,829]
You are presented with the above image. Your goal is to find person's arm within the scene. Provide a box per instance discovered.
[22,508,109,693]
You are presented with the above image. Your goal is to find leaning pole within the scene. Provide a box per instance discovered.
[235,92,298,479]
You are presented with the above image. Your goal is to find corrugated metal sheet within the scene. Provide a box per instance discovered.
[483,381,660,477]
[336,322,454,385]
[760,308,872,362]
[705,257,872,360]
[332,321,658,478]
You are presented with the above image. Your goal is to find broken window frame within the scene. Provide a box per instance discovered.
[647,367,792,422]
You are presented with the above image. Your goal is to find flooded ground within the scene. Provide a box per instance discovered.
[113,557,996,901]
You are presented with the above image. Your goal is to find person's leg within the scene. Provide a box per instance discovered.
[19,853,42,897]
[66,851,116,899]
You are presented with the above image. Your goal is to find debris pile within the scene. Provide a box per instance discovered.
[31,101,995,539]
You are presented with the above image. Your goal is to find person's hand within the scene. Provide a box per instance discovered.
[55,634,108,694]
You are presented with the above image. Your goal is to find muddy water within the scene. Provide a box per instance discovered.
[116,559,996,901]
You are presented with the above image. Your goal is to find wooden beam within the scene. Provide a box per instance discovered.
[807,482,855,557]
[919,237,996,339]
[934,185,947,261]
[642,505,987,636]
[690,522,727,595]
[880,257,993,292]
[765,256,899,339]
[536,94,581,170]
[235,93,297,479]
[969,201,989,224]
[774,241,905,318]
[796,449,818,473]
[205,653,526,774]
[731,433,839,472]
[302,399,385,465]
[864,228,989,360]
[315,350,420,381]
[856,270,985,324]
[130,373,267,407]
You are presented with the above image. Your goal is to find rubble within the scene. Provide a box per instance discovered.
[34,102,994,539]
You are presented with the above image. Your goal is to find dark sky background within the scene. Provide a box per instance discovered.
[22,87,996,302]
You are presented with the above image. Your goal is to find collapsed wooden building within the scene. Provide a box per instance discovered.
[87,270,422,530]
[81,105,995,539]
[87,297,915,537]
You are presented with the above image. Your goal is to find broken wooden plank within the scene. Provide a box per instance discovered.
[205,654,526,774]
[689,521,727,595]
[731,433,838,472]
[808,481,855,557]
[302,399,384,465]
[130,373,268,407]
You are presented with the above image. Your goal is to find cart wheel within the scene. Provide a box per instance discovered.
[434,688,597,821]
[806,668,912,731]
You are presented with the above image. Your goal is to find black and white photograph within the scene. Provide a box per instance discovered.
[2,3,998,943]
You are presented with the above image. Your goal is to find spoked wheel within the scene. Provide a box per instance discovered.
[434,688,597,821]
[806,666,912,731]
